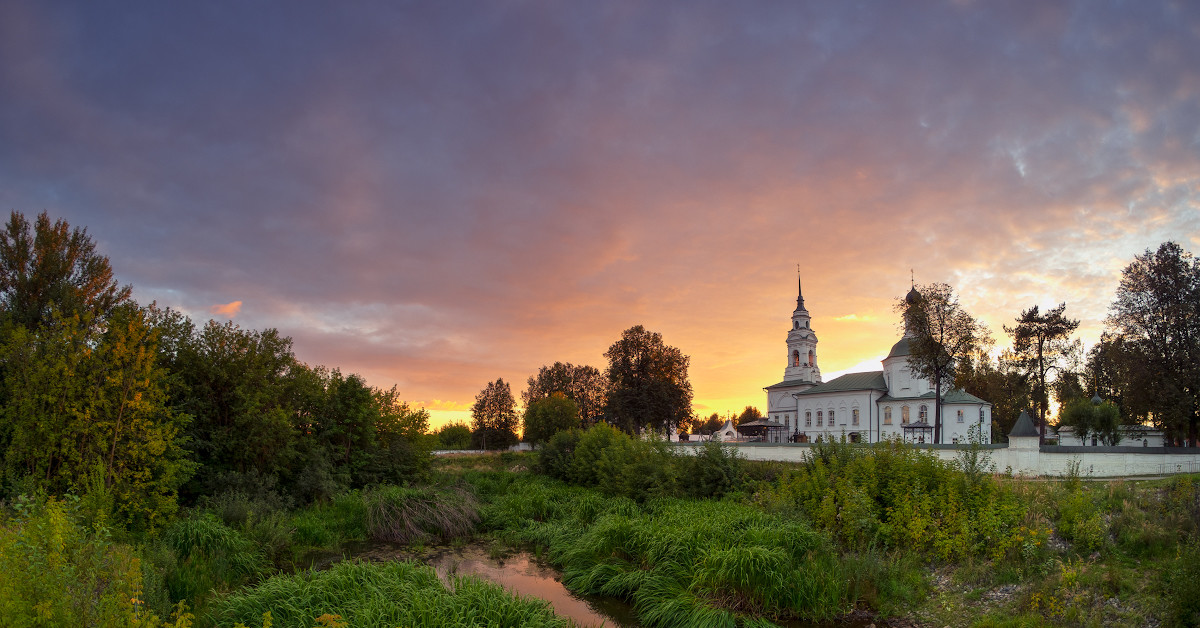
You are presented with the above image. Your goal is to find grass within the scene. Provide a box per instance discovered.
[362,484,479,544]
[205,559,573,628]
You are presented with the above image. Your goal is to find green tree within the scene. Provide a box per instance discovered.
[955,349,1030,442]
[434,421,473,450]
[696,413,724,435]
[1004,303,1081,442]
[0,211,131,329]
[735,406,763,426]
[1058,398,1122,446]
[471,379,519,450]
[523,393,581,446]
[521,362,607,425]
[1084,333,1153,426]
[897,283,991,444]
[603,325,693,435]
[1106,242,1200,445]
[1,305,193,528]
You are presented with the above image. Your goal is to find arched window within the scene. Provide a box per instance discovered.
[805,411,812,427]
[829,409,835,424]
[901,406,910,424]
[817,410,823,427]
[919,405,928,422]
[794,321,799,329]
[979,407,985,421]
[957,410,964,423]
[852,408,860,426]
[884,407,892,425]
[808,350,815,366]
[793,350,800,367]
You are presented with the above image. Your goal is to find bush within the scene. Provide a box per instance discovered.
[1165,541,1200,627]
[158,512,267,607]
[207,559,572,628]
[362,485,479,544]
[681,441,744,499]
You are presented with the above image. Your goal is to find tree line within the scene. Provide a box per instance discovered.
[0,211,431,529]
[903,241,1200,446]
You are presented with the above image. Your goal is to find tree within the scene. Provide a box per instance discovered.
[521,362,607,425]
[522,393,581,446]
[1084,333,1153,426]
[1058,398,1122,446]
[470,378,519,450]
[1106,242,1200,445]
[695,413,724,435]
[603,325,693,435]
[1004,303,1081,442]
[434,421,473,450]
[955,349,1029,442]
[0,211,131,329]
[897,283,991,444]
[0,305,193,528]
[735,406,763,426]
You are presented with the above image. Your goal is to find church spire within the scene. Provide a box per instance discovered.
[795,267,805,311]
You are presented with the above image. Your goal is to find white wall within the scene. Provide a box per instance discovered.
[673,441,1200,477]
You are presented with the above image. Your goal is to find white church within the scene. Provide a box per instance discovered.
[762,279,992,445]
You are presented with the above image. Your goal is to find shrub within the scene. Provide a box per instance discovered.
[159,512,267,606]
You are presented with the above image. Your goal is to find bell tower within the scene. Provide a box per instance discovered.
[784,275,821,383]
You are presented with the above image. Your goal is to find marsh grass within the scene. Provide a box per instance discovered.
[362,485,480,544]
[207,559,572,628]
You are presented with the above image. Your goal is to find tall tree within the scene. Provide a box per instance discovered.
[897,283,991,444]
[603,325,693,435]
[471,378,519,450]
[1004,303,1081,442]
[735,406,763,426]
[1106,242,1200,445]
[521,362,607,425]
[0,211,131,329]
[955,349,1029,442]
[522,393,581,446]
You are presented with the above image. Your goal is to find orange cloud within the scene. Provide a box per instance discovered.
[210,301,243,317]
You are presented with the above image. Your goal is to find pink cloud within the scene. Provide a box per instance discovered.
[209,301,243,317]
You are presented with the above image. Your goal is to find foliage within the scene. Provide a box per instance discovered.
[522,393,581,446]
[1057,399,1122,446]
[362,485,479,544]
[434,421,473,450]
[735,406,763,426]
[1005,303,1081,437]
[603,325,694,435]
[955,349,1029,442]
[207,559,572,628]
[1105,242,1200,446]
[470,378,520,450]
[0,210,132,330]
[0,495,193,627]
[157,512,268,608]
[898,283,991,444]
[521,362,607,426]
[0,305,194,529]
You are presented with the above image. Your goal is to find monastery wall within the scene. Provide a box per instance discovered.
[673,442,1200,478]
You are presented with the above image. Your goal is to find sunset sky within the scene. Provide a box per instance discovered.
[2,2,1198,429]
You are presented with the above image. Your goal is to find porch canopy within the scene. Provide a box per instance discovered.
[736,419,787,442]
[902,420,934,443]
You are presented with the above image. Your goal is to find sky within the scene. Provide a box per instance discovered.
[2,1,1198,429]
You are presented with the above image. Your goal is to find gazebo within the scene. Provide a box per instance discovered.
[737,418,788,443]
[902,420,934,444]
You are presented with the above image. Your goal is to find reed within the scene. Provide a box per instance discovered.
[361,485,479,544]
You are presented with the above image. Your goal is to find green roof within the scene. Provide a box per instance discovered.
[887,337,912,358]
[794,371,887,395]
[878,388,990,404]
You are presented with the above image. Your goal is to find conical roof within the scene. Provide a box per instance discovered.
[1008,410,1039,438]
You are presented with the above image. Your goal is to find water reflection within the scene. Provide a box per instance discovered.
[331,542,641,627]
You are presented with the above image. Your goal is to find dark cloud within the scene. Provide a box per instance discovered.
[2,1,1197,424]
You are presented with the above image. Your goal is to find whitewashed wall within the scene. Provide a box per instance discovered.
[673,439,1200,477]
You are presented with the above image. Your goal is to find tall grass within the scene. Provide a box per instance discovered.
[207,559,572,628]
[362,484,479,543]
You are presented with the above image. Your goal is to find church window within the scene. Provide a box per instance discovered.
[794,321,799,329]
[805,411,812,427]
[793,351,800,367]
[979,407,985,421]
[817,410,823,427]
[829,409,835,424]
[852,408,860,426]
[884,407,892,425]
[919,405,928,422]
[901,406,910,424]
[957,410,964,423]
[808,350,815,366]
